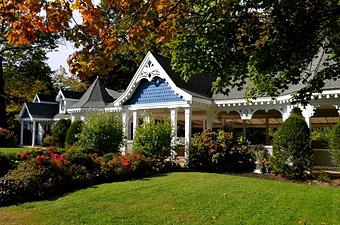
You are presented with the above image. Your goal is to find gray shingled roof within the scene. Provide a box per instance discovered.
[25,103,59,119]
[153,53,215,99]
[153,52,339,100]
[61,90,85,99]
[106,88,123,99]
[36,94,57,103]
[70,77,114,109]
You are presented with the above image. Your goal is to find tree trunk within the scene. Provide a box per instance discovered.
[0,55,7,128]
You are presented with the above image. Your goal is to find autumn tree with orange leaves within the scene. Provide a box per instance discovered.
[67,0,185,89]
[0,0,72,127]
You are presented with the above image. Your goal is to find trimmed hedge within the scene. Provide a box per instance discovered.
[272,114,312,179]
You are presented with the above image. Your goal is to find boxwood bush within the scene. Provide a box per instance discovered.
[52,119,71,148]
[65,120,84,147]
[133,119,173,160]
[78,113,123,155]
[272,114,312,179]
[189,130,256,173]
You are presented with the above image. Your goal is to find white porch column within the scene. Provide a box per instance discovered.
[143,111,150,124]
[184,107,192,166]
[132,110,138,137]
[20,120,24,145]
[281,105,293,121]
[170,108,178,158]
[301,105,315,129]
[206,108,214,130]
[120,110,128,155]
[31,120,36,147]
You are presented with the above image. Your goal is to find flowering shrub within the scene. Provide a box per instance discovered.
[101,153,153,180]
[0,127,17,147]
[250,145,272,174]
[0,146,171,206]
[190,130,256,173]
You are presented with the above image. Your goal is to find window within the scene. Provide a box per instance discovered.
[60,100,65,113]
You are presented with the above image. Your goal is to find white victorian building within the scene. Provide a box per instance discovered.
[19,51,340,167]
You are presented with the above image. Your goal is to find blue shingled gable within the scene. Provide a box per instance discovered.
[124,77,184,105]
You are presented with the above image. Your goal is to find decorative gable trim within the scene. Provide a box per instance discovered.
[56,89,65,101]
[18,103,33,120]
[113,52,192,107]
[32,94,40,103]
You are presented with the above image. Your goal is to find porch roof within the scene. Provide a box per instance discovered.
[20,102,59,120]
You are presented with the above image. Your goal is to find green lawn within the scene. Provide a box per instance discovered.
[0,172,339,225]
[0,147,31,154]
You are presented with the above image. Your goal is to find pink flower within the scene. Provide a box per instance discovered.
[20,151,29,159]
[36,155,49,164]
[122,160,130,169]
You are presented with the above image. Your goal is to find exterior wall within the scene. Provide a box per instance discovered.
[125,77,184,105]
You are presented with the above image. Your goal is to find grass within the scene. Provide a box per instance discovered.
[0,147,31,154]
[0,172,339,225]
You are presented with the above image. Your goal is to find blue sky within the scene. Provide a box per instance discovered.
[46,41,75,72]
[46,0,100,73]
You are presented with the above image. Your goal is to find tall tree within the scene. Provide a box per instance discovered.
[4,48,54,127]
[67,0,185,89]
[0,0,72,127]
[51,66,88,92]
[68,0,339,104]
[170,0,339,104]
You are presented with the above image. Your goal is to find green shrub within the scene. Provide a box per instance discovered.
[272,114,312,179]
[329,121,340,167]
[0,127,17,147]
[0,152,19,177]
[0,179,17,206]
[52,119,71,148]
[78,113,123,155]
[41,135,54,147]
[189,130,256,173]
[65,120,84,147]
[133,119,173,159]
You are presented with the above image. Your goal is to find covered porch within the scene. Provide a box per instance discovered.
[18,102,58,146]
